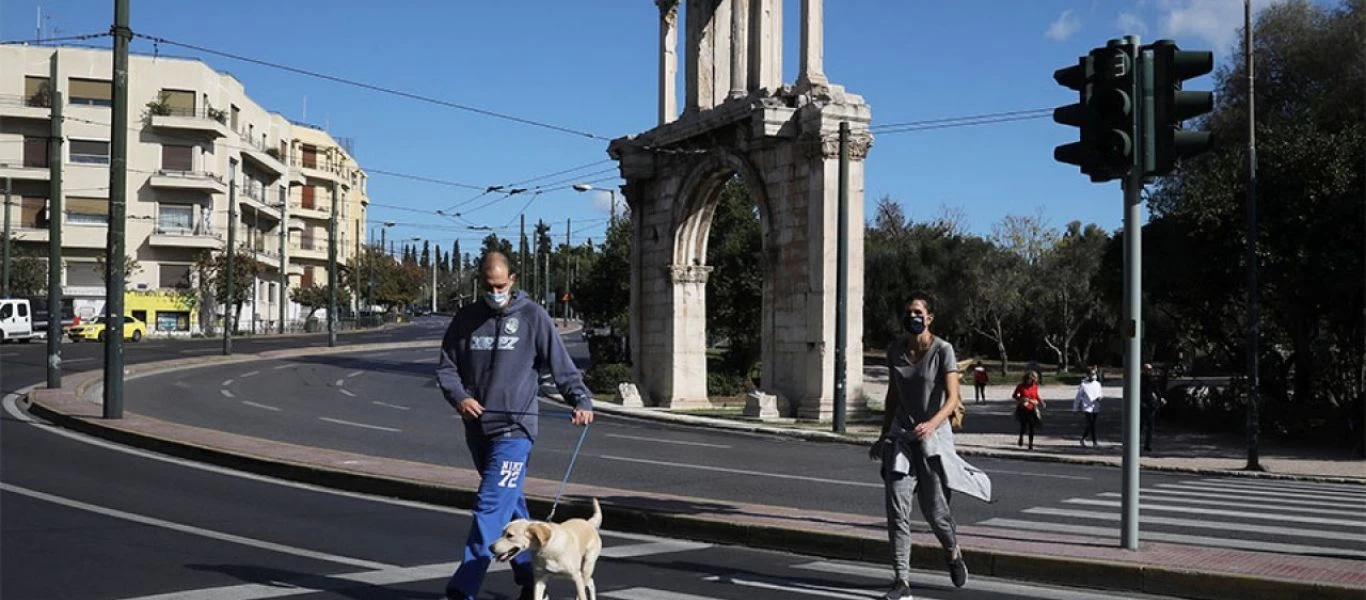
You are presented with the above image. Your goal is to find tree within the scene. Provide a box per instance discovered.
[95,253,142,286]
[420,240,431,270]
[1,236,48,297]
[991,208,1057,268]
[194,246,265,332]
[962,246,1027,375]
[1140,0,1364,443]
[1039,221,1109,373]
[290,285,341,321]
[706,179,763,377]
[575,215,632,362]
[346,246,418,311]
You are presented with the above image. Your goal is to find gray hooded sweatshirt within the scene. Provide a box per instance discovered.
[436,291,593,441]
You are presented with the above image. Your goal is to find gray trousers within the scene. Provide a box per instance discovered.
[883,445,958,583]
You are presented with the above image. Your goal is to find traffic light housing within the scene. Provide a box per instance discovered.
[1053,42,1138,182]
[1146,40,1214,176]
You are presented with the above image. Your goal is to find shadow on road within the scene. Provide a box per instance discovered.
[186,564,445,599]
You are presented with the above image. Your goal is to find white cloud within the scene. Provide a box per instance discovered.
[587,190,617,214]
[1159,0,1273,52]
[1116,12,1149,35]
[1045,9,1083,42]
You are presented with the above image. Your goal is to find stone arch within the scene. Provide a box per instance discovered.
[671,149,773,268]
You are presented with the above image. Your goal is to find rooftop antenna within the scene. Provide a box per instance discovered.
[36,6,43,43]
[302,96,308,122]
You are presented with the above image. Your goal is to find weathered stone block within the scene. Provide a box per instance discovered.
[615,383,644,408]
[743,390,784,420]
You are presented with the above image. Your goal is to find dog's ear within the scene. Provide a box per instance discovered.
[528,523,552,547]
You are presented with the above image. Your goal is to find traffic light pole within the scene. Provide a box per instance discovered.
[46,86,63,389]
[1120,34,1143,552]
[104,0,130,419]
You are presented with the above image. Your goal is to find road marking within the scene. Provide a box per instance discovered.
[371,401,409,410]
[1064,498,1366,527]
[221,379,234,387]
[703,574,874,599]
[272,364,294,370]
[1155,483,1366,507]
[361,352,394,358]
[1198,477,1366,495]
[179,348,216,354]
[600,540,711,558]
[334,379,346,387]
[606,433,731,449]
[983,468,1091,481]
[63,357,96,363]
[220,389,235,399]
[0,482,395,571]
[792,560,1169,600]
[1022,507,1362,541]
[1178,480,1366,501]
[0,352,17,357]
[339,389,357,397]
[599,455,881,489]
[118,561,463,600]
[240,370,259,378]
[319,417,399,432]
[346,370,365,378]
[977,518,1366,558]
[241,401,281,412]
[1137,486,1363,509]
[1094,492,1365,517]
[602,590,718,600]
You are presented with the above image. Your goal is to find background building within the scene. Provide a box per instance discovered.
[0,45,368,335]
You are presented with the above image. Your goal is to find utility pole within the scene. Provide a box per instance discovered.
[103,0,131,419]
[327,180,338,347]
[224,174,236,355]
[430,243,437,312]
[47,85,64,389]
[278,188,287,334]
[520,214,526,283]
[833,122,850,434]
[1244,0,1263,472]
[564,218,571,322]
[3,177,12,297]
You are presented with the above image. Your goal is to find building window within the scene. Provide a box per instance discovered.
[68,78,113,107]
[301,145,318,169]
[161,144,194,172]
[69,140,111,164]
[24,76,51,107]
[66,197,110,225]
[19,197,49,228]
[159,264,192,289]
[301,185,316,210]
[160,89,196,116]
[302,267,314,288]
[155,311,191,332]
[157,204,194,234]
[23,136,49,168]
[230,105,240,130]
[65,262,102,287]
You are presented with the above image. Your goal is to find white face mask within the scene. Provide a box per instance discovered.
[484,290,510,310]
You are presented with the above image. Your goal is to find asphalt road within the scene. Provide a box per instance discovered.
[2,389,1188,599]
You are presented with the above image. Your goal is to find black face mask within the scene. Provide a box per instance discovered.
[902,313,927,335]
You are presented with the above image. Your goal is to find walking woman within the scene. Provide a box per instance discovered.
[1073,366,1103,447]
[873,294,992,599]
[1013,371,1044,450]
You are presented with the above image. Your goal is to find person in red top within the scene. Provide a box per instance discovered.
[1012,371,1044,450]
[971,361,989,404]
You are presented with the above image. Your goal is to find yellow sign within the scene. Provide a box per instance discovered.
[125,290,198,332]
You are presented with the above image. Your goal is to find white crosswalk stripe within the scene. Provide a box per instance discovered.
[981,477,1366,559]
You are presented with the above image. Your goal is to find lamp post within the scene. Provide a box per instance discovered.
[572,183,617,225]
[408,236,435,314]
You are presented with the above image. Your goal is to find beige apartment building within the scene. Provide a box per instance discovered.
[0,45,368,335]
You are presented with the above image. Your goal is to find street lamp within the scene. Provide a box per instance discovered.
[410,236,436,314]
[572,183,617,225]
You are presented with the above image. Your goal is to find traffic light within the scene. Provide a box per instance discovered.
[1052,54,1099,176]
[1053,42,1138,182]
[1146,40,1214,176]
[1090,42,1137,181]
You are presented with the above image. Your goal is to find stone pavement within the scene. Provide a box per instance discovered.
[21,346,1366,600]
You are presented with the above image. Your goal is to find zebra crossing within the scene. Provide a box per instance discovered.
[978,476,1366,559]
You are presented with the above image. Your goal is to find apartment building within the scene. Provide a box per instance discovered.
[0,45,368,335]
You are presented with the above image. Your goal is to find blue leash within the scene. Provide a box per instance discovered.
[546,422,591,522]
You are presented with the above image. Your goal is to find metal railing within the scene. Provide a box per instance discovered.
[155,169,223,183]
[145,104,229,124]
[0,93,52,109]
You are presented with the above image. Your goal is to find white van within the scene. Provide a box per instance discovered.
[0,298,43,343]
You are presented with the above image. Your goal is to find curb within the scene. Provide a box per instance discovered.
[19,350,1366,600]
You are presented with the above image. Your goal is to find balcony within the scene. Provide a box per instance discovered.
[289,200,331,221]
[148,226,221,249]
[291,240,329,261]
[237,132,287,178]
[0,161,51,182]
[0,93,52,121]
[149,169,227,194]
[148,107,231,139]
[239,184,282,220]
[290,155,348,186]
[287,218,305,231]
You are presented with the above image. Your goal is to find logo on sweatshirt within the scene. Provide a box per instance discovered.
[504,317,519,335]
[470,336,520,351]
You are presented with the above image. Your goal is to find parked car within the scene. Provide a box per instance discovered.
[0,298,42,343]
[65,315,148,343]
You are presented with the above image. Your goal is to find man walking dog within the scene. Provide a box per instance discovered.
[437,251,595,600]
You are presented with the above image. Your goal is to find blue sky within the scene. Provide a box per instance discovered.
[1,0,1284,249]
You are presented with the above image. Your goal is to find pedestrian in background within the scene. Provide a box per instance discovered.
[436,251,595,600]
[872,294,992,599]
[971,361,989,404]
[1073,366,1103,447]
[1140,363,1165,453]
[1013,371,1043,450]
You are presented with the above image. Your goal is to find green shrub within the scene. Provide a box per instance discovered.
[585,363,631,395]
[707,372,748,396]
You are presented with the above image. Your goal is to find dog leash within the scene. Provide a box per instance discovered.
[546,422,591,522]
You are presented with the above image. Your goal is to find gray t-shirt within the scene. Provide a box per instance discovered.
[887,335,958,428]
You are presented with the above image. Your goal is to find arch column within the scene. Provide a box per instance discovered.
[662,264,713,408]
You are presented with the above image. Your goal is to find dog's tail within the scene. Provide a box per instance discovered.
[588,498,602,529]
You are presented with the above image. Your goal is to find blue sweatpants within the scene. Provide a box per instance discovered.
[446,435,535,599]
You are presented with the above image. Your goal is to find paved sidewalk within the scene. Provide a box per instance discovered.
[20,349,1366,600]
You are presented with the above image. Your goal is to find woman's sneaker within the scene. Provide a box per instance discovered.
[882,580,913,599]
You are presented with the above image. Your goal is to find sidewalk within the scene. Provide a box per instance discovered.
[21,348,1366,600]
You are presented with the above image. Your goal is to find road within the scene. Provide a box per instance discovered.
[2,380,1185,599]
[33,317,1357,563]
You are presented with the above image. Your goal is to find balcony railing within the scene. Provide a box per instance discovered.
[289,200,330,214]
[0,93,52,109]
[145,104,229,125]
[154,224,203,236]
[157,169,223,183]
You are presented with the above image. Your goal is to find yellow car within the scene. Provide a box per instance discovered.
[65,315,148,343]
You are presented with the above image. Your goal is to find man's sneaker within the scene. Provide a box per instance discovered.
[948,551,969,588]
[882,580,913,599]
